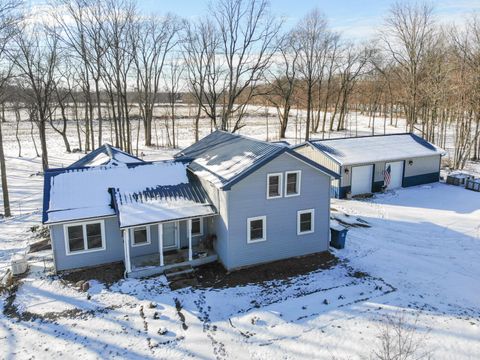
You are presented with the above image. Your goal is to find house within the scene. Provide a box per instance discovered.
[293,133,445,199]
[68,143,144,168]
[42,131,339,277]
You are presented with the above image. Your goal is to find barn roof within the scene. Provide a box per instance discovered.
[306,133,445,166]
[43,160,215,226]
[176,130,338,188]
[68,144,144,168]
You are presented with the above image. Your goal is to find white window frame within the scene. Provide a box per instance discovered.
[266,173,283,199]
[297,209,315,235]
[130,225,151,247]
[191,217,204,236]
[285,170,301,197]
[63,220,106,256]
[247,216,267,244]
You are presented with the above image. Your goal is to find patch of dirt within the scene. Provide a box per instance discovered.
[351,270,369,279]
[195,251,338,289]
[61,262,125,286]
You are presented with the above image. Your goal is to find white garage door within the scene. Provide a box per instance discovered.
[385,161,404,189]
[351,165,373,196]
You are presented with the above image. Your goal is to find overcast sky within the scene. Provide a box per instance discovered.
[27,0,480,39]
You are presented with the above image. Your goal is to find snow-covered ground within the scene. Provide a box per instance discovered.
[0,111,479,359]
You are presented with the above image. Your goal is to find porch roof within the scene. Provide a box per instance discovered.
[113,182,217,229]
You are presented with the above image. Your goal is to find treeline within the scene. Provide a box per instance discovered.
[0,0,479,217]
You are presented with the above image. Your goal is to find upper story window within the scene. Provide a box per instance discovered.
[247,216,267,243]
[191,218,203,236]
[64,221,105,255]
[267,173,282,199]
[132,226,151,246]
[285,171,301,197]
[297,209,314,235]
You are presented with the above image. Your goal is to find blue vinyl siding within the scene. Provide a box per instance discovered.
[50,217,124,271]
[129,225,159,258]
[224,153,331,270]
[197,176,230,267]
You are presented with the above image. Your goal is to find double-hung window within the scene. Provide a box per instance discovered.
[285,171,301,197]
[267,173,282,199]
[247,216,267,243]
[297,209,314,235]
[131,226,151,246]
[191,218,203,236]
[64,221,105,255]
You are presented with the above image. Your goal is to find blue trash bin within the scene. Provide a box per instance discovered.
[330,227,348,249]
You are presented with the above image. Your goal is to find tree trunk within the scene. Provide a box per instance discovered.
[0,105,11,217]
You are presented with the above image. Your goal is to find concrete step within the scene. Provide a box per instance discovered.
[164,265,194,280]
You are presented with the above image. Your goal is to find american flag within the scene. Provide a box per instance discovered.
[383,165,392,187]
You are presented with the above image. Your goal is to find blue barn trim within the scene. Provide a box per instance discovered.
[403,172,440,187]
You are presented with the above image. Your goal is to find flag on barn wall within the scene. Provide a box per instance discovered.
[383,165,391,188]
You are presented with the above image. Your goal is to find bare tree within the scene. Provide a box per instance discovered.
[133,13,182,146]
[381,2,436,132]
[183,18,223,138]
[212,0,281,132]
[265,32,298,139]
[99,0,137,152]
[163,58,184,148]
[11,21,59,171]
[450,16,480,167]
[0,0,20,217]
[372,311,432,360]
[293,8,328,140]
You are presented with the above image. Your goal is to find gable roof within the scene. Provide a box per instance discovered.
[68,144,144,168]
[43,161,214,225]
[176,130,338,189]
[306,133,445,166]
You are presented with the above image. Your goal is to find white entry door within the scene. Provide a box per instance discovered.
[351,165,373,196]
[162,222,178,249]
[385,161,404,189]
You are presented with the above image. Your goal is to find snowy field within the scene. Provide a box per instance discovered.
[0,111,479,359]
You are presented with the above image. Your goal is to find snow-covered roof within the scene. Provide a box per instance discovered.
[176,131,338,188]
[308,133,445,166]
[113,183,216,228]
[69,144,144,168]
[43,161,215,225]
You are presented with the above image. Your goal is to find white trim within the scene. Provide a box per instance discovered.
[285,170,301,197]
[247,216,267,244]
[46,215,116,226]
[130,225,151,247]
[188,219,193,261]
[297,209,315,235]
[158,223,164,266]
[63,220,106,256]
[124,229,132,273]
[191,217,203,237]
[266,173,283,199]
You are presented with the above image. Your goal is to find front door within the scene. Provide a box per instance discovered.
[163,222,178,249]
[385,161,404,189]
